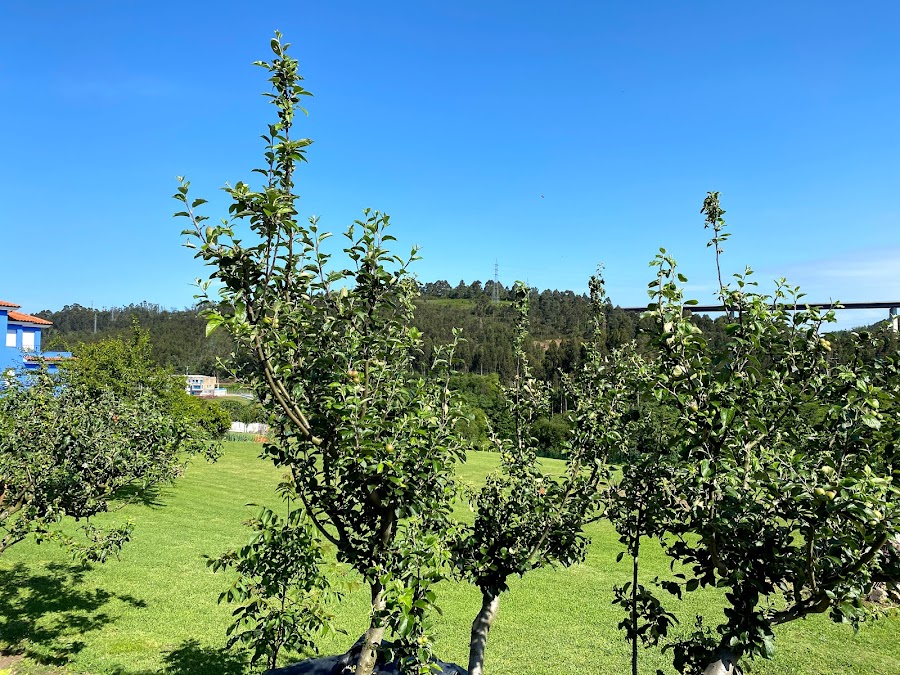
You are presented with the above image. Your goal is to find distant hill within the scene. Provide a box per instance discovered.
[36,281,898,383]
[37,303,236,378]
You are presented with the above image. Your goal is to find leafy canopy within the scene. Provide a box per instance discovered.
[0,327,217,560]
[177,32,464,675]
[610,194,900,674]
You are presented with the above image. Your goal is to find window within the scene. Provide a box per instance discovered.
[22,330,35,351]
[5,329,15,348]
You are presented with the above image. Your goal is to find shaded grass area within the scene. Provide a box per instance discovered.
[0,443,897,674]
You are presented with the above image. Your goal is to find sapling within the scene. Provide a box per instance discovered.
[611,193,900,674]
[608,383,679,675]
[454,277,623,675]
[207,482,340,670]
[177,34,463,675]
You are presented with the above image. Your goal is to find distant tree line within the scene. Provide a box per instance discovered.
[37,303,238,379]
[35,286,898,457]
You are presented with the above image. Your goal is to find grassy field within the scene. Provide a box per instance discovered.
[215,395,254,405]
[1,443,898,674]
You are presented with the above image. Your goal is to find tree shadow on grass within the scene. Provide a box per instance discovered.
[109,639,249,675]
[0,562,146,667]
[113,482,169,509]
[161,639,249,675]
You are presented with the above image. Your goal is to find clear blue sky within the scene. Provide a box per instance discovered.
[1,1,898,329]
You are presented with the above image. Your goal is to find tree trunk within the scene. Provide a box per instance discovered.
[468,589,501,675]
[702,648,742,675]
[354,584,387,675]
[630,537,639,675]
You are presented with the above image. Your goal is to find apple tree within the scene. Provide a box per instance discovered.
[0,328,216,560]
[177,33,464,675]
[453,276,628,675]
[610,193,900,674]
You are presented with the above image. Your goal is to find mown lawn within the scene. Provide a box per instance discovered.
[1,442,898,674]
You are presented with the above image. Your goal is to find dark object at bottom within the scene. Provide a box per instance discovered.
[266,637,467,675]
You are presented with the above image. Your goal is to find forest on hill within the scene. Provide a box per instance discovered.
[34,281,899,459]
[33,282,653,382]
[36,279,899,382]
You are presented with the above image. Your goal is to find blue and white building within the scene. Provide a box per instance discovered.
[1,299,70,374]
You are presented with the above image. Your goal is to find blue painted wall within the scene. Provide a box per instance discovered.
[0,306,12,372]
[1,306,68,375]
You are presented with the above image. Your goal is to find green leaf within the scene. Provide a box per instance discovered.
[206,314,224,337]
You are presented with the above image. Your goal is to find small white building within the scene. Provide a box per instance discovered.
[185,374,217,396]
[230,422,270,434]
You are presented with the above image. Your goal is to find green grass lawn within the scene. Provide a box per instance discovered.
[215,395,254,405]
[1,443,898,674]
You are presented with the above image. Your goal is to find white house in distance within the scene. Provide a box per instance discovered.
[185,374,219,396]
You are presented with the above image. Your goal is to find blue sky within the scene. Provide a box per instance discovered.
[1,1,898,329]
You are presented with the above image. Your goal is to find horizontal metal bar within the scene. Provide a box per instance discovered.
[617,301,900,312]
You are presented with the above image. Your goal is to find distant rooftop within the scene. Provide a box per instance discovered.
[7,310,52,326]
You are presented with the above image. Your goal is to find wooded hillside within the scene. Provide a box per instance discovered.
[36,282,899,384]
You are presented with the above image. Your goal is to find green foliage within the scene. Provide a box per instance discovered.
[453,279,619,674]
[379,522,449,675]
[66,322,173,400]
[177,33,464,674]
[608,412,678,675]
[68,323,229,442]
[610,193,900,674]
[531,414,571,459]
[226,431,264,443]
[611,577,678,651]
[454,284,571,593]
[453,401,491,451]
[449,373,512,451]
[207,494,339,670]
[37,283,896,390]
[170,395,231,440]
[216,398,268,425]
[451,372,578,459]
[41,302,239,379]
[0,331,214,560]
[825,322,900,365]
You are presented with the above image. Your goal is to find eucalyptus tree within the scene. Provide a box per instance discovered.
[611,193,900,674]
[177,34,463,675]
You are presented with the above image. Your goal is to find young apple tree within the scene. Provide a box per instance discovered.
[206,483,340,671]
[0,328,216,560]
[611,193,900,674]
[177,34,463,675]
[453,277,626,675]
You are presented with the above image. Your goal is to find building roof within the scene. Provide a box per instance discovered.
[7,310,53,326]
[0,300,21,308]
